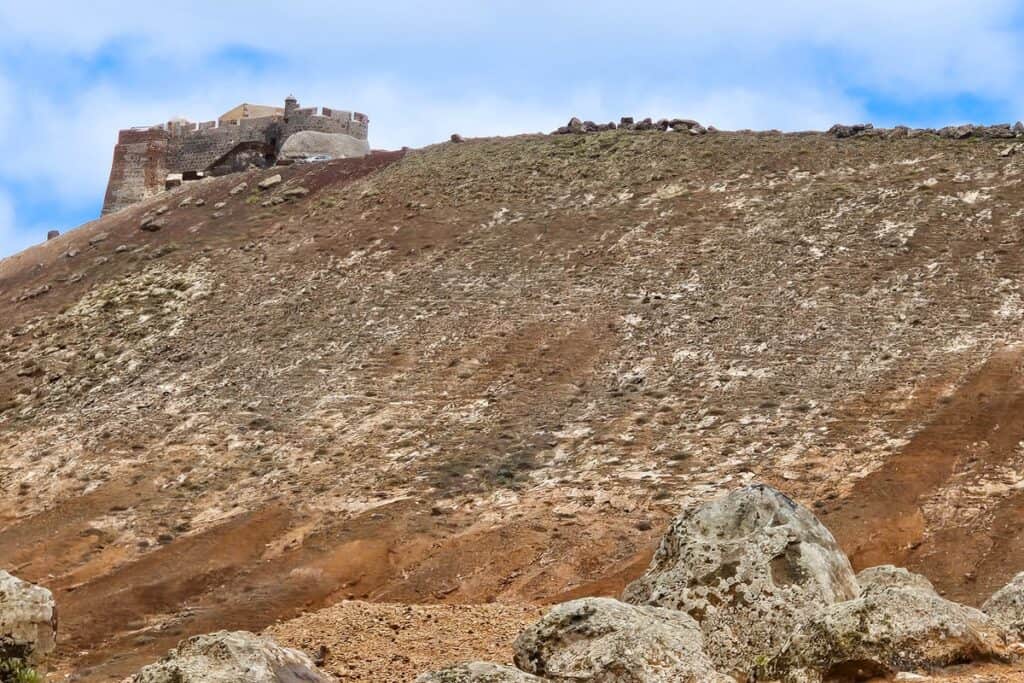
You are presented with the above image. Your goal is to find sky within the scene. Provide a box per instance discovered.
[1,0,1023,257]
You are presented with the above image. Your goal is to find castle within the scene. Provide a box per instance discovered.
[102,96,369,214]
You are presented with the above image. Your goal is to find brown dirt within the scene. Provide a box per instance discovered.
[266,601,544,682]
[4,131,1024,679]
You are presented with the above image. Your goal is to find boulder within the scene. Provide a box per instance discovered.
[983,571,1024,639]
[122,630,336,683]
[46,230,59,240]
[415,662,543,682]
[622,484,858,677]
[139,216,167,232]
[567,117,584,134]
[857,565,935,594]
[0,570,57,667]
[512,597,730,682]
[257,175,283,191]
[771,584,1011,682]
[279,131,370,161]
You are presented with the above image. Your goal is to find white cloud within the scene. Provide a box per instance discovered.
[1,0,1023,258]
[0,191,39,259]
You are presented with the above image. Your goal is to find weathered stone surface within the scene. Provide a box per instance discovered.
[513,597,730,682]
[857,565,936,594]
[122,630,335,683]
[829,123,874,138]
[415,662,543,683]
[622,484,858,677]
[0,570,57,666]
[279,130,370,161]
[258,174,283,190]
[46,230,59,240]
[229,182,248,195]
[771,584,1011,682]
[139,216,167,232]
[983,572,1024,639]
[282,187,310,199]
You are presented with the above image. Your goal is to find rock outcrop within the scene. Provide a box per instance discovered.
[512,597,730,682]
[0,570,56,668]
[983,572,1024,640]
[279,130,370,161]
[415,662,544,682]
[622,484,858,677]
[123,630,336,683]
[770,578,1010,682]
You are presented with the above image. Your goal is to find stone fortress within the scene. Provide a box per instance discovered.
[102,95,369,214]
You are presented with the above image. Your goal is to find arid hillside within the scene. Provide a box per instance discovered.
[4,130,1024,679]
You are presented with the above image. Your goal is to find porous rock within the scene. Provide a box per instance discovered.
[0,570,57,666]
[983,571,1024,639]
[122,630,336,683]
[415,662,543,682]
[512,597,730,682]
[771,584,1010,682]
[622,484,858,677]
[857,565,936,594]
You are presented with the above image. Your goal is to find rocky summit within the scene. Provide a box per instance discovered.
[7,127,1024,680]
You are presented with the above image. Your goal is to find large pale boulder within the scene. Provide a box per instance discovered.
[415,662,543,682]
[122,630,336,683]
[279,131,370,160]
[983,571,1024,640]
[770,583,1011,682]
[512,597,731,682]
[622,484,858,677]
[0,570,56,666]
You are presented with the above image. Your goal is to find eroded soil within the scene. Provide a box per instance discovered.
[3,132,1024,679]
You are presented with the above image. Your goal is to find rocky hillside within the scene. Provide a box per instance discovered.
[4,128,1024,679]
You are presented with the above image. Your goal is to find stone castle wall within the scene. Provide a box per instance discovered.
[102,128,172,214]
[102,98,369,214]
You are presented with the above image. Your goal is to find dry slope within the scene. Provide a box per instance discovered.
[3,130,1024,678]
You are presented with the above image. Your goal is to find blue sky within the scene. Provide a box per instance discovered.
[2,0,1023,258]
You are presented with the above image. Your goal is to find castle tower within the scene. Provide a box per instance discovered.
[284,95,298,119]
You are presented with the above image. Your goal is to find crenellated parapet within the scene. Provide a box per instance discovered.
[102,96,370,214]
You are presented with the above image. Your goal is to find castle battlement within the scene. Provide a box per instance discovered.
[103,96,370,214]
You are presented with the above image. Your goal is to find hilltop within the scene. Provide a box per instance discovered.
[4,128,1024,679]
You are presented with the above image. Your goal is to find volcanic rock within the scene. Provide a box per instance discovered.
[257,175,282,191]
[622,484,858,677]
[0,570,57,667]
[983,572,1024,640]
[122,630,336,683]
[771,583,1011,682]
[512,597,730,682]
